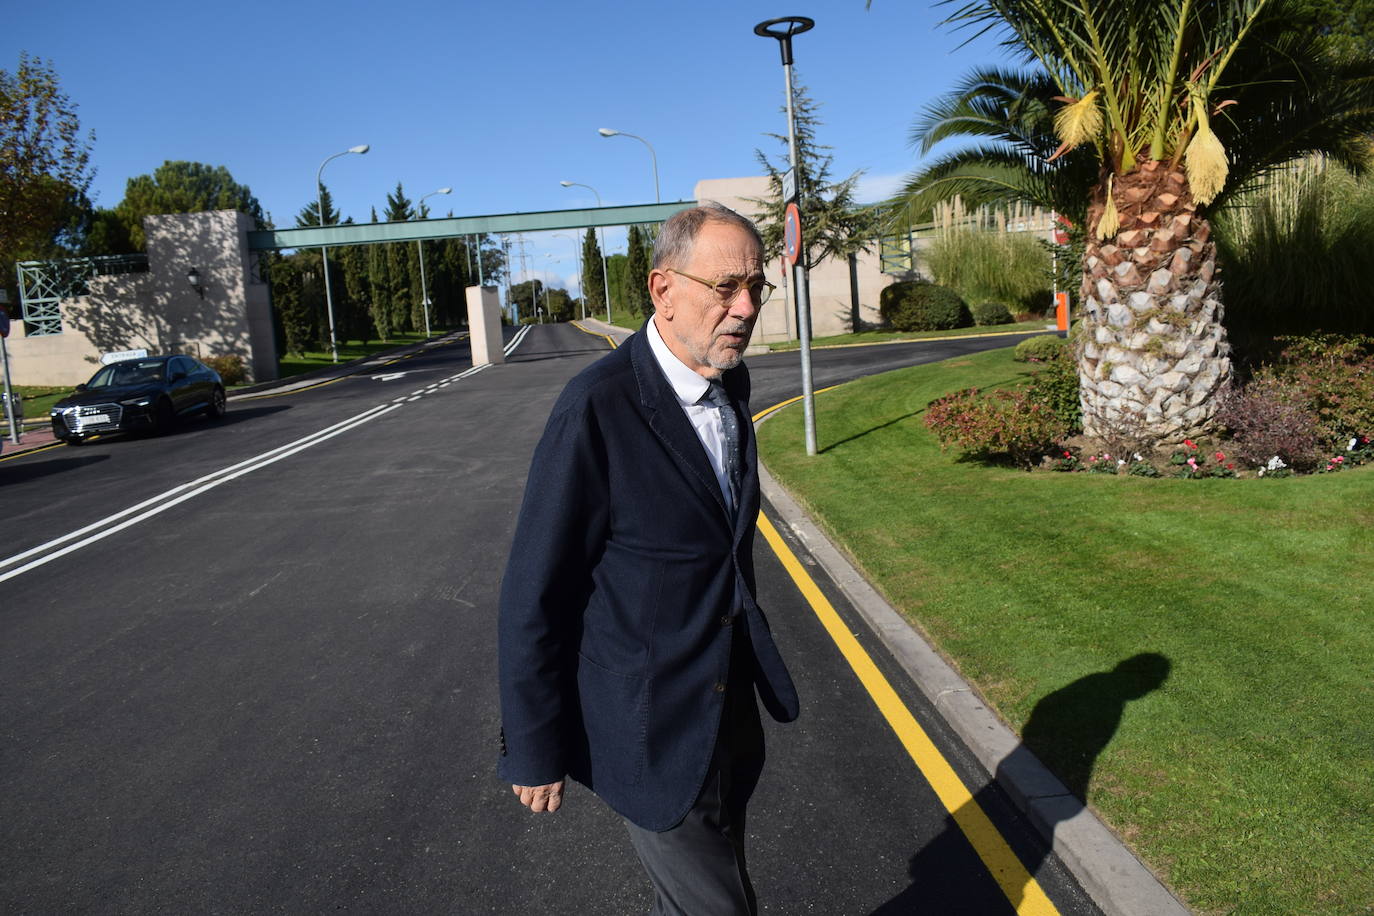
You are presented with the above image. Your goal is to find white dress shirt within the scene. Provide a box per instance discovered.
[646,316,735,512]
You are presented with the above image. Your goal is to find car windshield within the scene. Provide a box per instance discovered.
[88,360,167,388]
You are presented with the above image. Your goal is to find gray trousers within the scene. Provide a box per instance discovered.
[624,642,766,916]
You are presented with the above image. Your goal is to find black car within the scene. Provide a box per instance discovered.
[50,355,227,444]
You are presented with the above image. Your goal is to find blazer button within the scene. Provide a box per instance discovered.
[714,682,727,693]
[719,615,732,627]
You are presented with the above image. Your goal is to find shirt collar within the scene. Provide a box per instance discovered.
[647,315,711,407]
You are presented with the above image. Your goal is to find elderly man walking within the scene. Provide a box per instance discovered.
[498,203,799,915]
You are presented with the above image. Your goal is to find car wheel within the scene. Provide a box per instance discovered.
[63,436,82,447]
[154,397,176,435]
[206,386,227,419]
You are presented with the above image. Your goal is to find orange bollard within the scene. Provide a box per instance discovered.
[1055,291,1069,332]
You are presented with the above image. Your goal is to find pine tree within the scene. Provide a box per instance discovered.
[367,206,393,340]
[581,228,606,318]
[748,80,878,332]
[383,183,417,332]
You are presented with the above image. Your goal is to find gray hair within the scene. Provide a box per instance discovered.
[652,203,763,269]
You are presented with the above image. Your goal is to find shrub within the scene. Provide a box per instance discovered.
[1026,350,1082,432]
[880,281,973,332]
[924,386,1069,469]
[971,301,1015,326]
[1260,333,1374,452]
[204,354,247,385]
[1214,377,1321,469]
[1014,335,1066,362]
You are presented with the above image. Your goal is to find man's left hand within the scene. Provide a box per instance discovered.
[512,780,565,813]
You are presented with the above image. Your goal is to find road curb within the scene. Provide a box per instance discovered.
[756,459,1191,916]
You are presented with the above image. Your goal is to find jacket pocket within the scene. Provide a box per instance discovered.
[576,653,649,786]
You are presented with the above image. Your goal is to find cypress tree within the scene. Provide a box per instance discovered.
[581,228,606,319]
[625,224,652,317]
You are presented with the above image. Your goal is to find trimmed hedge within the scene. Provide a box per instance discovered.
[1013,334,1066,362]
[972,301,1015,326]
[879,281,973,332]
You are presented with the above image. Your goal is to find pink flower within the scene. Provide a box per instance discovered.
[1215,451,1225,461]
[1335,456,1345,464]
[1088,456,1097,462]
[1187,457,1198,469]
[1226,463,1234,470]
[1184,439,1196,449]
[1063,451,1072,458]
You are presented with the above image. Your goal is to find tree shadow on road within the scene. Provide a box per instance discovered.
[869,652,1172,914]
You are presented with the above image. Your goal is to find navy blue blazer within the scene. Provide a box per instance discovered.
[497,326,799,831]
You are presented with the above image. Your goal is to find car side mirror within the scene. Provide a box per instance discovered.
[172,371,187,381]
[75,383,88,392]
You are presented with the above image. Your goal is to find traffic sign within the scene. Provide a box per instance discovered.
[781,167,797,204]
[784,202,802,266]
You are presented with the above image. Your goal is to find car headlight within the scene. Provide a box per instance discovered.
[120,396,152,407]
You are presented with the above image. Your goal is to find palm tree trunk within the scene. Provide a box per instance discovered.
[1076,160,1232,444]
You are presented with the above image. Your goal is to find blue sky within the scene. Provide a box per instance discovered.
[7,0,1008,293]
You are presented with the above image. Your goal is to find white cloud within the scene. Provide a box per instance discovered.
[854,172,908,204]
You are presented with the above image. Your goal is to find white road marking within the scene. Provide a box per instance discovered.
[0,404,400,584]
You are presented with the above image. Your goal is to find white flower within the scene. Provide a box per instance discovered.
[1117,458,1126,466]
[1351,437,1360,451]
[1133,452,1144,462]
[1258,469,1265,477]
[1266,456,1287,471]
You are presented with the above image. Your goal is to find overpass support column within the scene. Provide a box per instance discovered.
[466,285,504,366]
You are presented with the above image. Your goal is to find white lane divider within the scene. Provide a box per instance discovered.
[0,404,401,584]
[0,325,538,584]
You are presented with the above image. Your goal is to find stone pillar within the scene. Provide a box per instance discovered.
[466,286,504,366]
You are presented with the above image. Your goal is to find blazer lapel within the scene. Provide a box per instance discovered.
[630,331,732,523]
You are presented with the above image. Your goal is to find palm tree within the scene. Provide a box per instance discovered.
[896,0,1374,442]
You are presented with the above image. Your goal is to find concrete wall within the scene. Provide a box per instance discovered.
[8,210,277,387]
[693,177,894,344]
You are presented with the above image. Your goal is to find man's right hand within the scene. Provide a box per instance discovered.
[512,780,565,813]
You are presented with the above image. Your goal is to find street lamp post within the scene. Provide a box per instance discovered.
[559,181,612,323]
[416,187,452,338]
[597,128,660,203]
[755,16,818,456]
[316,144,369,362]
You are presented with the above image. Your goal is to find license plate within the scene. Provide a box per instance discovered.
[80,413,111,426]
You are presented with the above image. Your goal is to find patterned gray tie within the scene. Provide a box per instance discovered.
[704,381,741,512]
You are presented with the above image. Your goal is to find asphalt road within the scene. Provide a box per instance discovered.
[1,323,1099,914]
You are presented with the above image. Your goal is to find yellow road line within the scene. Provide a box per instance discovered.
[765,327,1047,353]
[754,400,1059,916]
[1,440,66,462]
[570,321,619,349]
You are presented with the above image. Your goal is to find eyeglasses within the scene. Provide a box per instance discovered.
[667,268,775,305]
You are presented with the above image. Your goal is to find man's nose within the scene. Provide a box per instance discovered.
[726,289,759,320]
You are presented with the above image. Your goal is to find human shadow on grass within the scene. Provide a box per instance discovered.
[869,653,1171,914]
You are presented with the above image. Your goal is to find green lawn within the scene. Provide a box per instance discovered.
[277,330,458,379]
[756,347,1373,915]
[763,320,1052,351]
[9,385,75,421]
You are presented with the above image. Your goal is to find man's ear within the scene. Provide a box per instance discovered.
[648,269,674,319]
